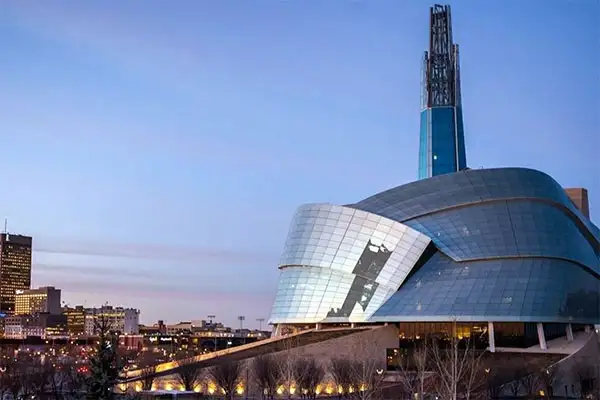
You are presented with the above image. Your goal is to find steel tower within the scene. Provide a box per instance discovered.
[418,4,467,179]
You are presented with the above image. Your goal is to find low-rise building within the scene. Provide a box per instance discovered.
[84,306,139,335]
[63,305,86,337]
[4,313,67,339]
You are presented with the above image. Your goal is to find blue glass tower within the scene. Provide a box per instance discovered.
[418,5,467,179]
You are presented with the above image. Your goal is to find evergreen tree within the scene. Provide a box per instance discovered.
[85,311,124,399]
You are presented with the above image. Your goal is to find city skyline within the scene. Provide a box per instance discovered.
[0,0,598,327]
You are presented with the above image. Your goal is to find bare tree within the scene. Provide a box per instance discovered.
[330,359,355,399]
[429,324,487,400]
[63,362,87,398]
[174,357,203,391]
[29,360,55,396]
[252,354,281,400]
[343,333,387,400]
[210,360,244,400]
[395,342,429,399]
[47,362,79,400]
[571,358,600,399]
[520,369,541,399]
[0,356,24,400]
[1,357,31,400]
[537,365,562,398]
[277,336,301,399]
[86,308,125,399]
[500,364,528,398]
[484,368,508,400]
[293,358,325,399]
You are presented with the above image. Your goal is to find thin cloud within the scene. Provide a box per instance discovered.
[33,236,278,266]
[33,263,152,279]
[34,277,273,304]
[33,263,277,295]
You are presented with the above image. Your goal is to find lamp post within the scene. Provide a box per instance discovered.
[256,318,265,332]
[238,316,245,345]
[208,315,216,352]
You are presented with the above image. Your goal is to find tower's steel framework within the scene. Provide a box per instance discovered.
[419,4,467,179]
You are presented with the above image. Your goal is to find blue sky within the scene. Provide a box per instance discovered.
[0,0,598,327]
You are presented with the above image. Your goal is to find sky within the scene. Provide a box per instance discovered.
[0,0,598,328]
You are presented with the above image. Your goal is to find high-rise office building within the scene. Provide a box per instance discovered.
[0,233,32,314]
[15,286,61,315]
[565,188,590,219]
[419,4,467,179]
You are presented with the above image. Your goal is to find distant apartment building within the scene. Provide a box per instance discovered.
[15,286,61,315]
[0,233,32,314]
[63,305,86,336]
[84,306,139,335]
[565,187,590,218]
[4,313,67,339]
[166,321,193,335]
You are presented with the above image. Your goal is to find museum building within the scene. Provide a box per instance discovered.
[268,5,599,350]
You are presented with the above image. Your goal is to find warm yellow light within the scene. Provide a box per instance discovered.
[236,386,244,395]
[277,386,284,395]
[539,390,545,397]
[338,385,344,394]
[359,384,367,392]
[119,384,127,391]
[180,386,186,392]
[315,385,322,395]
[194,385,201,393]
[208,387,215,394]
[325,386,334,394]
[135,385,141,392]
[165,384,173,391]
[289,386,296,394]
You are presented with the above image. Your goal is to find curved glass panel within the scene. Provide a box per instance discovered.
[371,252,600,324]
[269,204,431,324]
[351,167,599,243]
[405,201,598,274]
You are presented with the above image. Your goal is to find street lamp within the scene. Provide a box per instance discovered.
[256,318,265,332]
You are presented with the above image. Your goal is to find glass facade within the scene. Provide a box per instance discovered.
[371,252,599,324]
[269,204,431,324]
[418,107,467,179]
[418,110,430,180]
[351,167,599,243]
[404,201,598,274]
[270,167,599,326]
